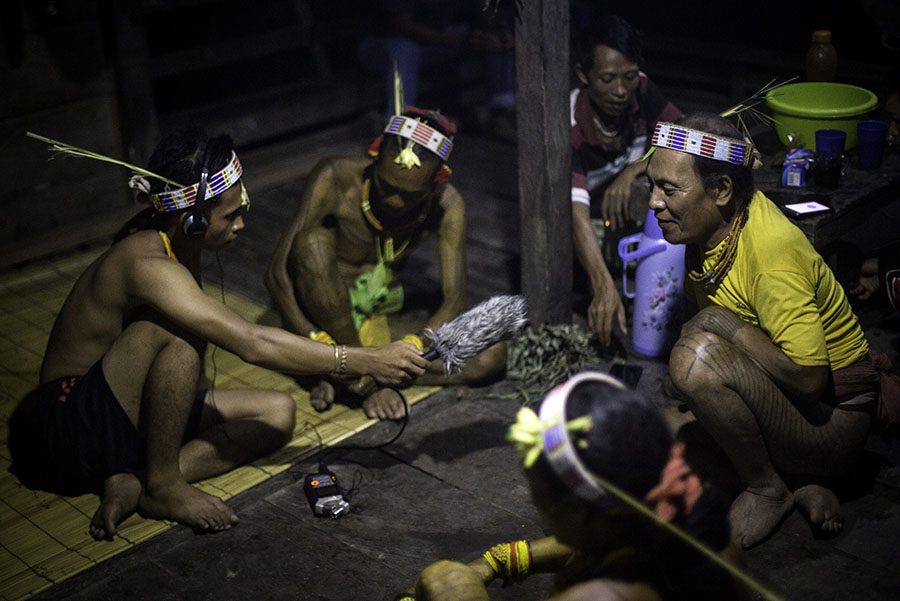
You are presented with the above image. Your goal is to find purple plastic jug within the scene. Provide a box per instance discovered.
[617,210,686,357]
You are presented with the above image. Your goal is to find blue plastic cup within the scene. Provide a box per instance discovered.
[857,120,889,169]
[814,129,847,156]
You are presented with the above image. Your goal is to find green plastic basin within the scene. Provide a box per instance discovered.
[765,82,878,151]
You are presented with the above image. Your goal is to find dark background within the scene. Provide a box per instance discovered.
[0,0,896,268]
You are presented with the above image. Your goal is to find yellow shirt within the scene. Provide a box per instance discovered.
[685,191,868,369]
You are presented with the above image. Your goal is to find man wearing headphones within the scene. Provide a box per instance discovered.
[9,128,429,542]
[265,109,506,420]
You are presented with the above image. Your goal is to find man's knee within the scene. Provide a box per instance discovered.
[104,320,202,405]
[668,330,728,399]
[265,392,296,444]
[121,320,200,358]
[681,305,743,339]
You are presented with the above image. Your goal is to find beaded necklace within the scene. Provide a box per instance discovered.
[593,115,620,138]
[688,206,748,286]
[158,231,178,263]
[360,176,419,263]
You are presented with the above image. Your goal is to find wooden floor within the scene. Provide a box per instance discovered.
[4,116,900,601]
[0,246,444,601]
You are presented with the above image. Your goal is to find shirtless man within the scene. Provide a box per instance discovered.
[646,114,879,548]
[8,128,428,541]
[265,109,505,420]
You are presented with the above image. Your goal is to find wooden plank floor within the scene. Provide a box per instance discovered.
[4,115,900,601]
[0,228,439,601]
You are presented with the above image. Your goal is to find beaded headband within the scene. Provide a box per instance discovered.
[651,122,752,166]
[147,151,244,212]
[385,115,454,165]
[538,371,626,504]
[508,371,788,601]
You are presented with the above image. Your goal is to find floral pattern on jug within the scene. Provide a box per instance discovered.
[640,266,682,332]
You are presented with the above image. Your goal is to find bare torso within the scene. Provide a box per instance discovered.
[325,157,444,282]
[266,153,466,348]
[39,230,193,383]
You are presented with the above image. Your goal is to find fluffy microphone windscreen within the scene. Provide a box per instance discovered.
[424,295,528,374]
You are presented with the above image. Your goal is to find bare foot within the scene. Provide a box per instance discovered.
[728,484,793,549]
[362,388,406,420]
[310,379,336,412]
[794,484,843,535]
[90,473,142,541]
[139,479,239,533]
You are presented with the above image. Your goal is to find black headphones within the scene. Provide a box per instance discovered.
[182,142,211,239]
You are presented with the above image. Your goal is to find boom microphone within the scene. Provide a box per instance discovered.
[423,295,528,374]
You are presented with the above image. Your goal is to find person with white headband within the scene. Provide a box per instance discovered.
[265,104,507,420]
[397,371,756,601]
[9,127,429,542]
[647,113,898,548]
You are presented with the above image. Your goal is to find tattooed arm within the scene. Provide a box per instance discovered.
[265,158,362,344]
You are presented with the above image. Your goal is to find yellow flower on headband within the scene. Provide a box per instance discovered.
[394,140,421,169]
[507,407,594,468]
[507,407,544,467]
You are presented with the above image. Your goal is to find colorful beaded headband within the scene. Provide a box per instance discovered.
[384,115,454,163]
[651,122,753,166]
[508,370,789,601]
[149,151,244,212]
[538,371,626,504]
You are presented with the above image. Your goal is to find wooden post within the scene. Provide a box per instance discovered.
[515,0,572,325]
[108,0,158,165]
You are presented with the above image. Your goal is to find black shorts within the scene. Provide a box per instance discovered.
[8,359,205,495]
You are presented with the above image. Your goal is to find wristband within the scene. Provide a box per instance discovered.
[338,344,348,375]
[401,334,424,352]
[310,329,336,345]
[332,344,341,374]
[482,540,532,583]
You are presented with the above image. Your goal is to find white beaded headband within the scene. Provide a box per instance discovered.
[651,122,752,166]
[384,115,454,162]
[144,151,244,212]
[538,371,626,504]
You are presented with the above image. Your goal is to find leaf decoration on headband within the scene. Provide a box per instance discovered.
[26,131,183,188]
[720,76,795,139]
[507,408,593,468]
[240,181,251,212]
[128,175,152,194]
[644,76,796,169]
[509,379,787,601]
[721,76,796,169]
[392,59,405,118]
[507,407,544,467]
[395,140,422,169]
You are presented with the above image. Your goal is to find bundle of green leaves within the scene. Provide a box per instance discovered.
[507,323,604,406]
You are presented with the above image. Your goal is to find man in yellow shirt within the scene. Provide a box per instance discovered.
[647,113,879,549]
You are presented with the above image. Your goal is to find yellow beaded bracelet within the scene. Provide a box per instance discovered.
[310,329,337,345]
[482,540,532,583]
